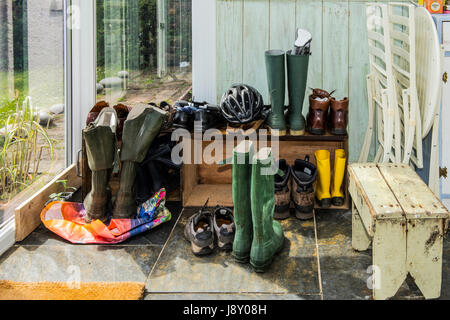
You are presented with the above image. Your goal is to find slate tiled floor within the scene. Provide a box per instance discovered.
[1,203,450,300]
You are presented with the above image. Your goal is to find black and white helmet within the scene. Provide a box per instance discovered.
[219,84,264,124]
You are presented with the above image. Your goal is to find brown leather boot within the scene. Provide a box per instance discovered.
[330,97,348,136]
[306,89,331,135]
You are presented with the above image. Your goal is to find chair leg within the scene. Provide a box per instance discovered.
[372,219,408,300]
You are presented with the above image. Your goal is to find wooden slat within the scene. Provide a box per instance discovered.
[377,164,449,219]
[296,0,323,112]
[14,164,82,241]
[348,163,403,219]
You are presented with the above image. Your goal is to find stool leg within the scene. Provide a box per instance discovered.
[352,202,371,251]
[407,218,443,299]
[372,218,407,300]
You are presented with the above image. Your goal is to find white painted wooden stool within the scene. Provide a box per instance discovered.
[348,163,449,300]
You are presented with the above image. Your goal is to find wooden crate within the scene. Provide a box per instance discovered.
[182,130,349,209]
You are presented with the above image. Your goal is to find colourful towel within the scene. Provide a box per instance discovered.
[40,189,171,244]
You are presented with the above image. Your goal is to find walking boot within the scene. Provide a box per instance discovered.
[213,206,235,251]
[331,149,347,206]
[86,101,109,126]
[307,89,332,135]
[291,156,317,220]
[314,150,332,208]
[330,97,349,136]
[286,50,309,136]
[113,104,130,141]
[274,159,291,220]
[265,50,287,136]
[83,107,118,223]
[184,206,214,256]
[231,140,254,263]
[250,147,285,273]
[112,104,168,219]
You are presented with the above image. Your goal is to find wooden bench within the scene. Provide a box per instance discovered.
[348,163,449,300]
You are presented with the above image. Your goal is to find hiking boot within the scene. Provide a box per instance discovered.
[330,97,349,136]
[184,209,214,256]
[291,156,317,220]
[173,101,195,130]
[250,147,285,273]
[112,104,168,219]
[274,159,292,220]
[213,206,235,251]
[265,50,287,136]
[194,107,224,133]
[307,89,332,135]
[83,107,118,223]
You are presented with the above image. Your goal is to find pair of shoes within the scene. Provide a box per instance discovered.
[231,141,285,273]
[86,101,130,141]
[83,103,168,223]
[315,149,347,207]
[184,204,235,256]
[306,88,348,136]
[265,50,309,136]
[172,100,225,132]
[274,157,317,220]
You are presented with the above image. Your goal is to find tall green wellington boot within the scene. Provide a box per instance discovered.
[83,107,118,223]
[265,50,287,136]
[250,147,285,272]
[231,140,254,263]
[112,104,168,219]
[286,50,309,136]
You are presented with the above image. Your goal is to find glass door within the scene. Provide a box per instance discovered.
[96,0,192,107]
[0,0,67,255]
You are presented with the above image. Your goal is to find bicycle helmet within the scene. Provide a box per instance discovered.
[219,84,264,124]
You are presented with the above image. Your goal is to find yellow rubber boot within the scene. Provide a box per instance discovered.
[331,149,347,206]
[314,150,331,207]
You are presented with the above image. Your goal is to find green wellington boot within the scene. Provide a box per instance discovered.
[231,140,254,263]
[250,147,285,272]
[112,104,168,219]
[265,50,287,136]
[83,107,118,223]
[286,50,309,136]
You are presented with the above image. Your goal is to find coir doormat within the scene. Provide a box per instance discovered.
[0,280,145,300]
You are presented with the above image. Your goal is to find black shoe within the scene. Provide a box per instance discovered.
[194,108,224,132]
[184,208,214,256]
[212,206,235,251]
[173,100,195,130]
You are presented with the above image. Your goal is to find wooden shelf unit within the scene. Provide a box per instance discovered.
[182,130,349,210]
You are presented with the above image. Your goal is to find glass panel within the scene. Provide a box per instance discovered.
[96,0,192,106]
[0,0,66,225]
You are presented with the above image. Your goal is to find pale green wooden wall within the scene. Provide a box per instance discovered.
[215,0,406,162]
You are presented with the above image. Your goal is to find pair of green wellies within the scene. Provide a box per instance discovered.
[231,141,285,273]
[83,104,168,222]
[265,50,309,136]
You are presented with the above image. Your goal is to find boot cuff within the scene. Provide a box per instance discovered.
[292,159,317,186]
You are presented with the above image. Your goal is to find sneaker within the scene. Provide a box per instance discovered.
[213,206,235,251]
[184,208,214,256]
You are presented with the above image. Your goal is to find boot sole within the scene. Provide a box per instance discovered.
[316,197,331,208]
[295,210,314,220]
[274,209,290,220]
[308,127,325,135]
[332,197,345,206]
[331,128,347,136]
[289,129,305,136]
[250,237,285,273]
[270,128,287,136]
[233,252,250,264]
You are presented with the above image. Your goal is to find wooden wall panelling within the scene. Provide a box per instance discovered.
[296,0,324,114]
[243,0,270,102]
[216,0,243,103]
